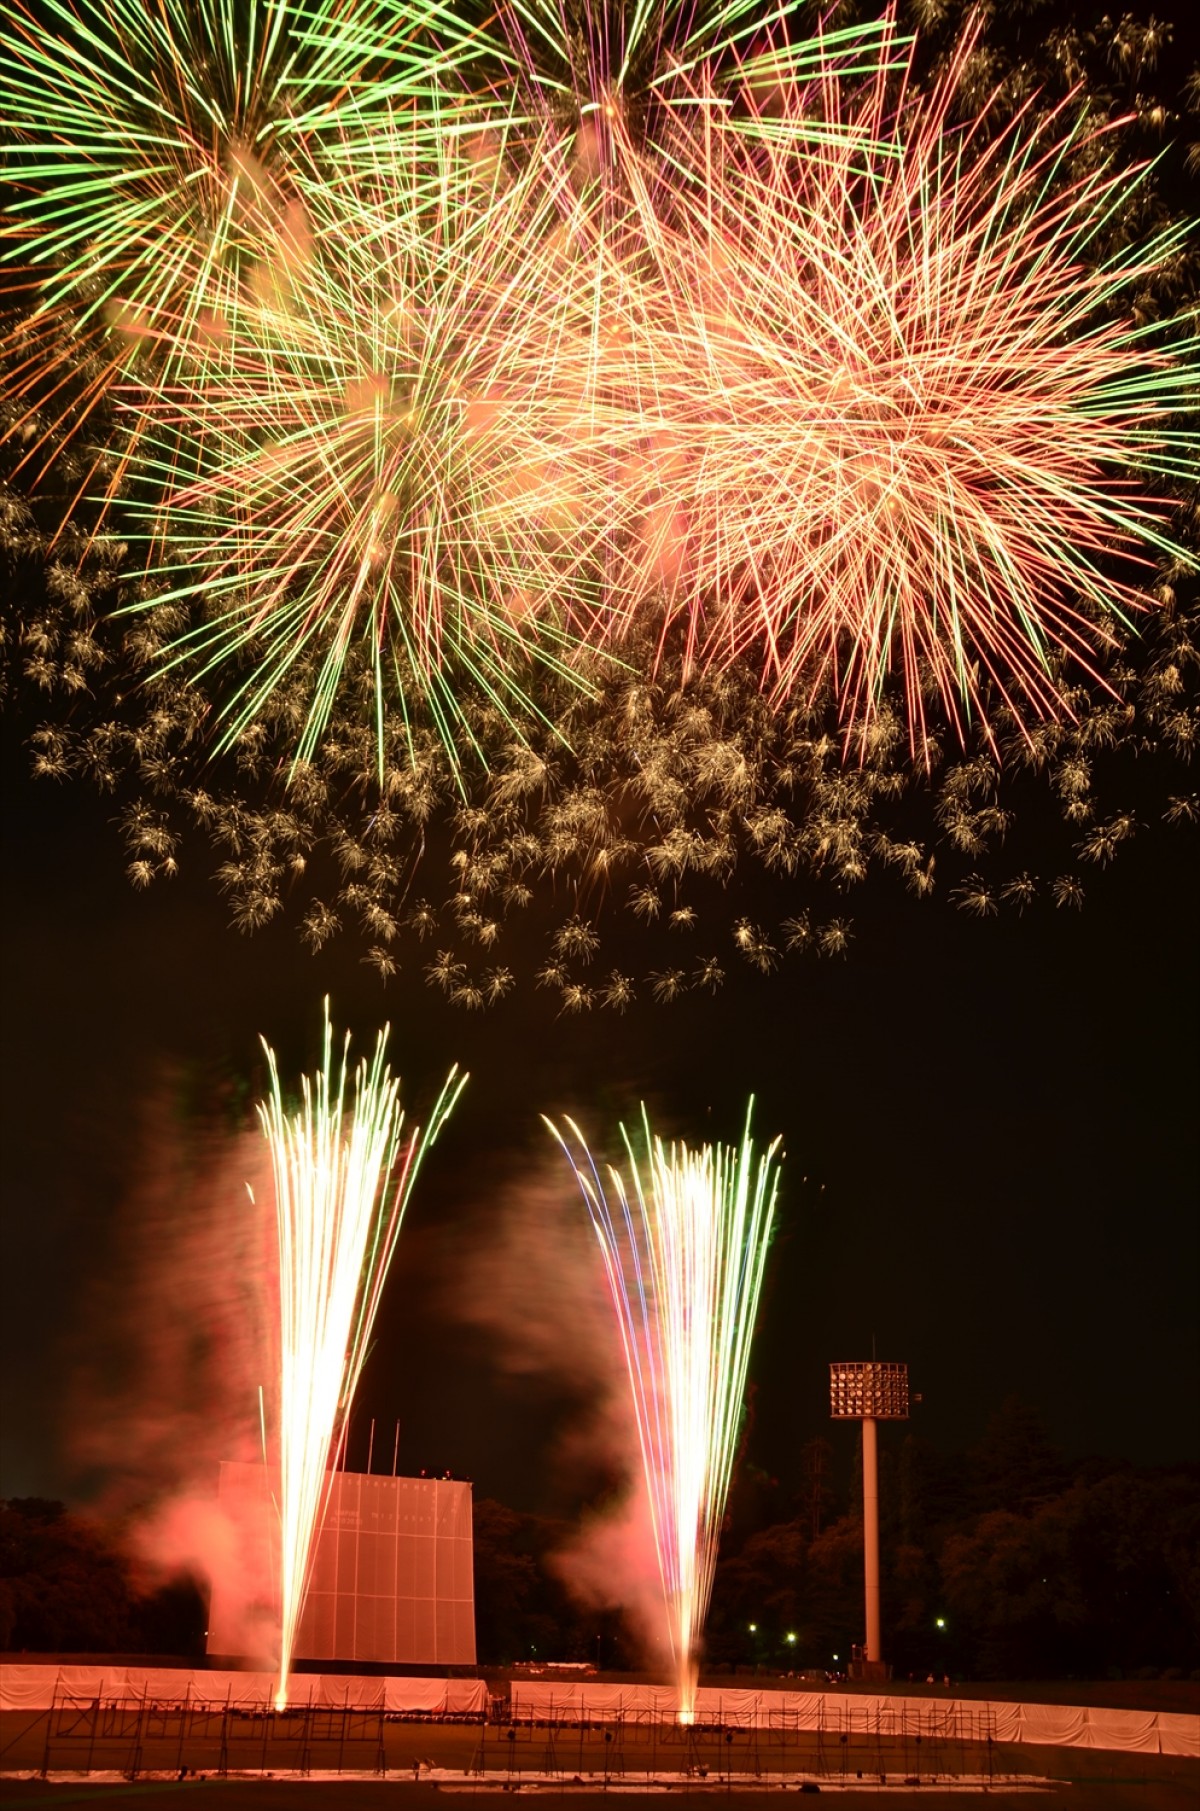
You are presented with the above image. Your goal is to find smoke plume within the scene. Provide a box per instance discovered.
[64,1068,277,1642]
[449,1148,669,1669]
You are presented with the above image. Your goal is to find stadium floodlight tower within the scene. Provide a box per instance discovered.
[830,1361,910,1679]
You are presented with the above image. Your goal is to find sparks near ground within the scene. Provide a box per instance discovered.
[257,1000,465,1707]
[546,1102,782,1723]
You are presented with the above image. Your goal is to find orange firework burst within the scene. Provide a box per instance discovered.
[615,23,1198,756]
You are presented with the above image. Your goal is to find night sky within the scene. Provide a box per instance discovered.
[1,0,1198,1536]
[2,719,1196,1518]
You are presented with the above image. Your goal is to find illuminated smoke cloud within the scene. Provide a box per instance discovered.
[63,1077,276,1637]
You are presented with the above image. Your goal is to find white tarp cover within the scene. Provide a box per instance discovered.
[697,1688,823,1730]
[507,1681,1199,1757]
[981,1700,1025,1743]
[1,1665,1192,1754]
[1157,1711,1200,1757]
[0,1665,487,1716]
[1018,1701,1088,1747]
[1081,1707,1161,1753]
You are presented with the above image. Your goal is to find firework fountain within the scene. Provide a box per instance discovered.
[257,1000,466,1708]
[547,1103,782,1723]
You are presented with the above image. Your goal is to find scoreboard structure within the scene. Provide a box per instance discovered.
[206,1462,476,1667]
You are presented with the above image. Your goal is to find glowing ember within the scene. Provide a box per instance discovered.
[546,1102,782,1724]
[258,999,465,1707]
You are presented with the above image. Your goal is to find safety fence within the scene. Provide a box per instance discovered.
[1,1665,1195,1781]
[4,1691,1032,1788]
[473,1705,1037,1790]
[32,1697,391,1778]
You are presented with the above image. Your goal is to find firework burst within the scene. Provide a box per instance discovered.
[3,1,1196,936]
[0,0,485,500]
[612,23,1199,755]
[546,1101,782,1721]
[258,999,465,1707]
[116,102,656,777]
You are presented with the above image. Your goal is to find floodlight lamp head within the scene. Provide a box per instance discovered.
[829,1360,910,1420]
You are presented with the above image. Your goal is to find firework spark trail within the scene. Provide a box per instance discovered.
[0,0,487,501]
[476,1,901,151]
[116,101,656,778]
[0,0,894,468]
[3,2,1195,776]
[258,999,465,1708]
[619,22,1199,756]
[546,1102,782,1722]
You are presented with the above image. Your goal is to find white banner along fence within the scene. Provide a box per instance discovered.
[507,1681,1198,1758]
[0,1664,487,1717]
[1,1666,1195,1758]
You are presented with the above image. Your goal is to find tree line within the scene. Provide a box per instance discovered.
[475,1400,1200,1682]
[3,1402,1197,1680]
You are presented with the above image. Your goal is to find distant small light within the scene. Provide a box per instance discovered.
[936,1618,946,1630]
[785,1632,797,1644]
[748,1623,757,1633]
[832,1654,839,1662]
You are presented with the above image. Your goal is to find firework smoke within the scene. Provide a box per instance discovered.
[546,1102,782,1721]
[58,1073,277,1648]
[441,1152,677,1672]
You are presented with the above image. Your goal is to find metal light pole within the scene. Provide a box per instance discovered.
[830,1361,910,1679]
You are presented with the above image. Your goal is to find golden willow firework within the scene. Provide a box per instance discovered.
[257,1000,465,1707]
[546,1103,782,1721]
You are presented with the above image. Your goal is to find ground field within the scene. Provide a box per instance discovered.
[1,1706,1197,1810]
[0,1776,1198,1810]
